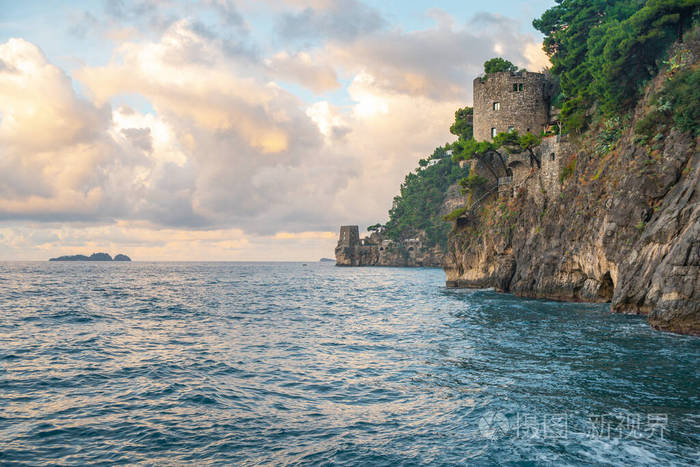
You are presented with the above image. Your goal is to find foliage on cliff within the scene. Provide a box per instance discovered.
[534,0,699,133]
[383,146,469,247]
[374,107,474,248]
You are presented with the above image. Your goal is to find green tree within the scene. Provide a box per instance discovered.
[533,0,699,131]
[484,57,518,74]
[590,0,699,115]
[449,107,473,140]
[383,145,470,247]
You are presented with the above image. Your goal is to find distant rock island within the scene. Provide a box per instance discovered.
[49,253,131,262]
[319,258,335,262]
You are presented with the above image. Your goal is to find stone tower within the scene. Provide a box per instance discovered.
[337,225,360,247]
[473,71,550,141]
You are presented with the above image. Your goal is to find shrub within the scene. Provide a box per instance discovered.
[560,157,577,183]
[442,207,468,221]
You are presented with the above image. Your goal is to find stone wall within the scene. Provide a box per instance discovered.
[473,71,550,141]
[537,135,571,201]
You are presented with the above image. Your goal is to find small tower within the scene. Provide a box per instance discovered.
[473,71,551,141]
[337,225,360,247]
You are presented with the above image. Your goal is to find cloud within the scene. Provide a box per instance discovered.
[266,51,340,93]
[202,0,247,30]
[275,0,385,42]
[0,39,113,213]
[0,5,552,259]
[325,11,550,102]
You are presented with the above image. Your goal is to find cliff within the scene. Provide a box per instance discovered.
[444,68,699,334]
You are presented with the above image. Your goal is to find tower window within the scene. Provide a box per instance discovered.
[550,152,556,161]
[513,83,523,92]
[493,102,500,111]
[519,83,523,91]
[491,127,497,138]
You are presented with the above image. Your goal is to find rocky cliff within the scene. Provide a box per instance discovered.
[445,70,699,335]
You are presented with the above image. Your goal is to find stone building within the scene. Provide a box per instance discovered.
[334,226,443,267]
[337,225,360,247]
[473,71,551,141]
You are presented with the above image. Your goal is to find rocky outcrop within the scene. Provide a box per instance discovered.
[445,36,700,335]
[49,253,131,261]
[445,119,698,334]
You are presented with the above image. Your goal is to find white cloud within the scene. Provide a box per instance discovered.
[0,5,551,259]
[266,51,340,94]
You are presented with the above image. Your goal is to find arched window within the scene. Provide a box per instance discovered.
[550,153,556,161]
[491,127,497,138]
[493,102,500,111]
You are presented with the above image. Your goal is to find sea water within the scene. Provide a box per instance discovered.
[0,262,698,465]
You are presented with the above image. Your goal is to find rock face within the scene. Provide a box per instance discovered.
[445,124,699,335]
[49,253,131,262]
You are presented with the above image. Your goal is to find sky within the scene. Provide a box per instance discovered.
[0,0,554,261]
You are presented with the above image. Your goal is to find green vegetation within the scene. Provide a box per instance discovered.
[459,173,489,195]
[374,2,698,252]
[560,157,577,183]
[636,66,700,141]
[483,57,518,74]
[383,145,470,248]
[442,207,468,221]
[449,107,473,141]
[534,0,699,133]
[451,130,543,176]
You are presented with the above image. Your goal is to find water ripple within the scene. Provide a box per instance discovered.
[0,262,698,465]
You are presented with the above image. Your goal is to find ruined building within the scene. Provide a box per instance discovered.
[473,71,551,141]
[334,226,444,267]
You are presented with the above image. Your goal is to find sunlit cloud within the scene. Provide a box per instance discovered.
[0,1,551,260]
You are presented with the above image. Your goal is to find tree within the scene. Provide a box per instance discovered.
[484,57,518,74]
[367,223,383,232]
[590,0,699,115]
[533,0,698,131]
[382,145,470,247]
[449,107,473,140]
[518,132,543,168]
[459,174,489,195]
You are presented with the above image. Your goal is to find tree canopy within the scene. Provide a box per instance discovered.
[383,146,469,247]
[483,57,518,74]
[449,107,473,141]
[533,0,699,132]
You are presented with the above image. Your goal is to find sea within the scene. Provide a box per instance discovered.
[0,261,698,465]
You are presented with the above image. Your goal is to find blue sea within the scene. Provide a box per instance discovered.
[1,262,698,465]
